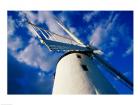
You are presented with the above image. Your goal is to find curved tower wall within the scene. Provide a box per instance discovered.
[53,52,117,94]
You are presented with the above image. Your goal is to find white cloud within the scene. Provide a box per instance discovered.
[122,41,133,57]
[8,16,23,53]
[40,11,65,35]
[109,36,119,48]
[59,13,67,23]
[16,38,59,71]
[83,12,100,22]
[8,36,23,52]
[89,26,105,47]
[89,13,119,48]
[19,11,38,24]
[8,16,15,36]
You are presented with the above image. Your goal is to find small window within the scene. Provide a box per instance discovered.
[53,73,56,79]
[77,54,82,59]
[81,64,88,71]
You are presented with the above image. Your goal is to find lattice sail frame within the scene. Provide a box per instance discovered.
[28,21,90,52]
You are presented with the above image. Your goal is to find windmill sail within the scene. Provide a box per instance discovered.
[42,39,90,52]
[28,21,89,52]
[56,19,85,46]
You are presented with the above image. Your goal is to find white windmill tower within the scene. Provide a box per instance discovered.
[27,16,133,94]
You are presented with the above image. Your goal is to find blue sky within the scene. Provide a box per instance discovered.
[8,11,133,94]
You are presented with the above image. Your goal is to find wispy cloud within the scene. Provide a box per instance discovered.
[8,16,24,53]
[90,26,105,47]
[8,36,23,52]
[8,16,16,36]
[17,38,60,71]
[39,11,65,35]
[122,40,133,57]
[89,13,119,48]
[83,11,100,22]
[87,12,133,63]
[18,11,38,24]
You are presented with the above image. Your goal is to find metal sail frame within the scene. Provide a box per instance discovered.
[27,19,133,92]
[28,21,90,52]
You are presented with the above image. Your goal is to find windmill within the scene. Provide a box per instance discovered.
[27,16,133,94]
